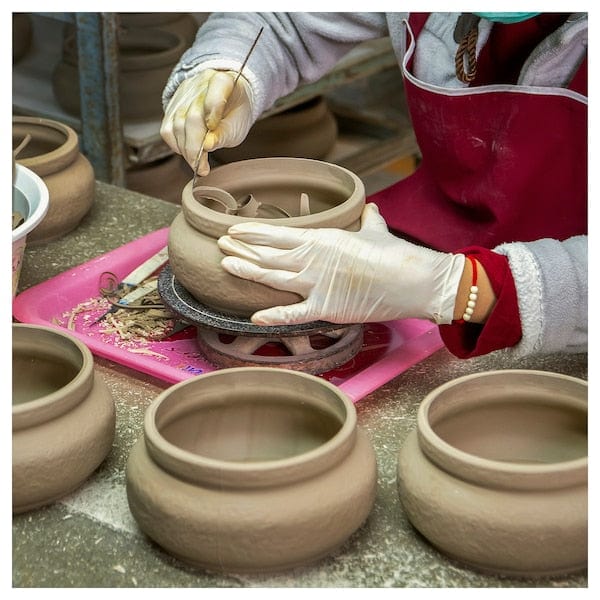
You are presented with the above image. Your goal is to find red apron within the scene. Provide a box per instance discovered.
[369,14,588,252]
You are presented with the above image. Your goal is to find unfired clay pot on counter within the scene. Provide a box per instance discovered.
[12,116,95,244]
[13,324,116,514]
[52,27,185,122]
[397,369,588,577]
[126,367,377,573]
[126,153,190,204]
[118,12,198,47]
[213,97,338,163]
[168,157,365,317]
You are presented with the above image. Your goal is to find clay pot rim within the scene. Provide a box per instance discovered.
[13,116,79,176]
[117,27,187,70]
[182,157,365,230]
[62,27,186,71]
[118,12,191,27]
[254,96,329,125]
[143,367,358,488]
[417,369,588,491]
[12,324,94,431]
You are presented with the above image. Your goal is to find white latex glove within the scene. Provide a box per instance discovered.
[160,69,254,175]
[217,203,466,326]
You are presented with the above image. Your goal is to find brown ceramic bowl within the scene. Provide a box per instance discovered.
[12,116,95,244]
[126,367,377,572]
[12,323,115,513]
[397,369,588,577]
[168,157,365,317]
[213,96,338,163]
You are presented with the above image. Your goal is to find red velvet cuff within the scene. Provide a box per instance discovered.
[439,247,522,358]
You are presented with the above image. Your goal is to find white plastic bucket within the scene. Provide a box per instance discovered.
[12,164,49,297]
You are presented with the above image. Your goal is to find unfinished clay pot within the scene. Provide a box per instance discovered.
[52,27,186,122]
[12,324,116,514]
[213,97,338,163]
[118,12,198,47]
[126,367,377,573]
[397,369,588,577]
[168,157,365,317]
[12,116,95,244]
[126,153,190,204]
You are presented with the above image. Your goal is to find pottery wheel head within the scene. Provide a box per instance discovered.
[157,263,344,336]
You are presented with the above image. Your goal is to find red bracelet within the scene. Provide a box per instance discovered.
[457,255,479,324]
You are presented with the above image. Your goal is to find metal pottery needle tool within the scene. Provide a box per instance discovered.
[191,26,264,190]
[94,245,170,323]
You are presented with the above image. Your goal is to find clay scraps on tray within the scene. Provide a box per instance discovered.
[55,276,181,352]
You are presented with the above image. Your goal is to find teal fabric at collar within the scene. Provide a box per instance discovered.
[473,12,541,23]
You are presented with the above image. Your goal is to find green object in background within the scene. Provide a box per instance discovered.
[473,12,540,24]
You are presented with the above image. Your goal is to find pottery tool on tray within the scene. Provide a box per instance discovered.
[191,26,264,190]
[94,245,169,323]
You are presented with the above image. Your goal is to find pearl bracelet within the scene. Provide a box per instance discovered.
[459,255,478,323]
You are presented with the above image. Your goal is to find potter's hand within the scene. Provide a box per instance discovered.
[217,203,466,326]
[160,69,254,175]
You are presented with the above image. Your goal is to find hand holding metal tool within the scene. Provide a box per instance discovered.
[190,26,264,188]
[161,27,264,183]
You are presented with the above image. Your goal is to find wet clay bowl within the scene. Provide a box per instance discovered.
[213,96,338,163]
[13,116,95,244]
[397,369,587,577]
[125,152,190,204]
[118,12,198,46]
[53,27,186,122]
[168,157,365,317]
[126,367,377,573]
[13,324,116,514]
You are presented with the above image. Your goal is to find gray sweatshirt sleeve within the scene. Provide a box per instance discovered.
[162,12,392,120]
[494,235,587,357]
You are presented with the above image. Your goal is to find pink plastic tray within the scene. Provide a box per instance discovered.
[12,228,444,402]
